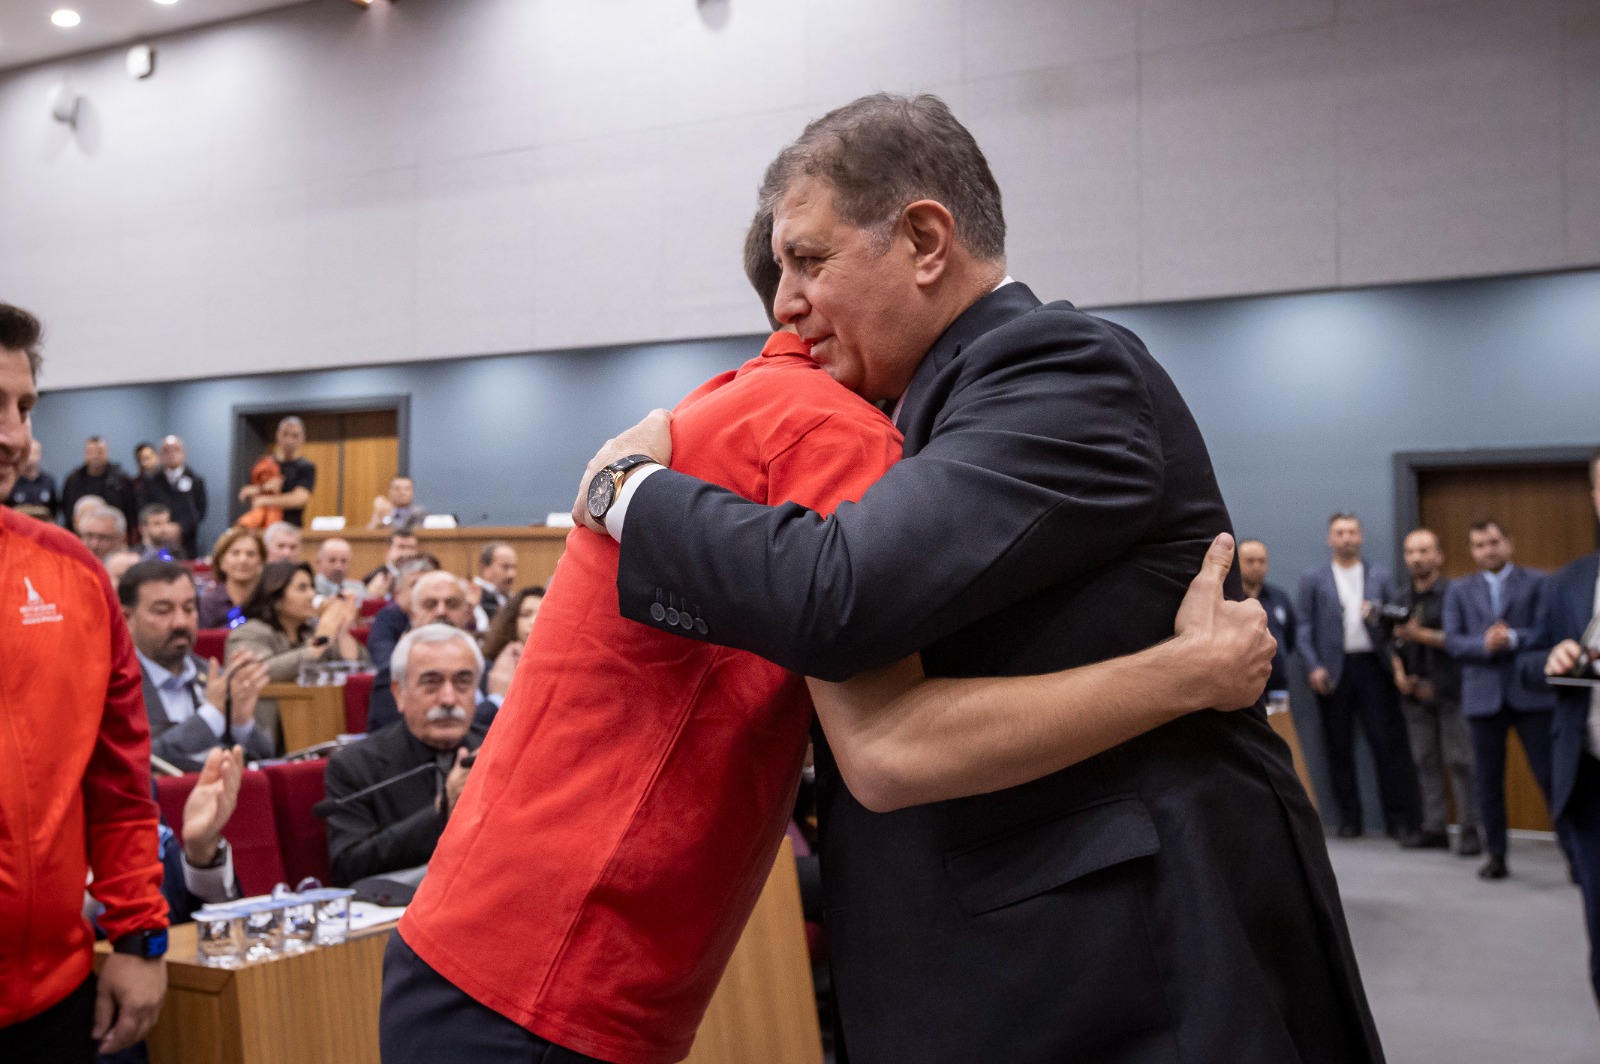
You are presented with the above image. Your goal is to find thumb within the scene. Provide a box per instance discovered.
[208,657,221,683]
[1196,533,1235,592]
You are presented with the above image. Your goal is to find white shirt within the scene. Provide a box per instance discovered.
[136,650,255,744]
[608,274,1020,542]
[1332,561,1373,654]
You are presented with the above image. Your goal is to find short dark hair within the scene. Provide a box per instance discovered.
[134,441,155,458]
[117,559,194,609]
[139,502,170,524]
[1469,518,1509,538]
[743,206,782,330]
[761,94,1005,260]
[1328,512,1360,527]
[244,560,314,630]
[390,524,418,542]
[85,435,106,445]
[478,541,512,568]
[0,303,43,380]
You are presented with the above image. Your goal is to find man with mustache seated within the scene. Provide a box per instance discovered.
[322,624,486,886]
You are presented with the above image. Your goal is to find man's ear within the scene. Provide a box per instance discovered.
[900,200,956,288]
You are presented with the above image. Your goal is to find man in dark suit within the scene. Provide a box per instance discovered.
[138,436,207,561]
[1445,519,1558,880]
[120,559,274,772]
[323,624,485,886]
[1239,538,1297,696]
[1297,513,1419,839]
[576,94,1381,1064]
[1524,448,1600,1007]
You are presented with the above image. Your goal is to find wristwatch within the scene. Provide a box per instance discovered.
[586,454,657,524]
[112,928,168,959]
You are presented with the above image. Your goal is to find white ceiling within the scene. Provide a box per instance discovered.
[0,0,316,73]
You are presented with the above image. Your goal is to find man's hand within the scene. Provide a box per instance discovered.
[487,641,521,698]
[237,484,258,502]
[1484,621,1512,655]
[1547,639,1585,676]
[1170,533,1276,711]
[365,569,394,599]
[207,653,270,730]
[1393,618,1422,644]
[94,953,167,1054]
[1309,667,1332,697]
[442,748,471,813]
[182,745,243,867]
[571,409,674,534]
[1392,662,1416,698]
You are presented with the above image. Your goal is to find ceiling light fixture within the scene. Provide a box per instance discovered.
[153,0,180,6]
[51,9,82,28]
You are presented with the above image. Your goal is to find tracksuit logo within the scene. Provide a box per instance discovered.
[19,576,63,626]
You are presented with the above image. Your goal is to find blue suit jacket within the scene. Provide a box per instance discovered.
[1296,560,1394,688]
[1520,552,1598,818]
[1443,565,1554,718]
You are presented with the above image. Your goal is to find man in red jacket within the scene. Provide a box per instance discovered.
[0,303,169,1063]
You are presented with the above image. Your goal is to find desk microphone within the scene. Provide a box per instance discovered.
[312,762,441,817]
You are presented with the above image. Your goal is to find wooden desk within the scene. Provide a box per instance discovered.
[97,921,395,1064]
[106,841,822,1064]
[300,526,570,591]
[1268,704,1318,812]
[264,684,347,751]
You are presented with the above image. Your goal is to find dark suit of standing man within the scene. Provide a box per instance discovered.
[139,436,207,562]
[1444,519,1557,879]
[1523,449,1600,1007]
[579,95,1381,1064]
[1297,513,1418,838]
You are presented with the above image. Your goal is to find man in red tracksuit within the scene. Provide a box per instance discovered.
[0,303,170,1063]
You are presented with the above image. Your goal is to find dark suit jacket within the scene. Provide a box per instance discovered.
[1295,560,1394,688]
[139,467,208,560]
[322,720,485,886]
[1522,552,1598,819]
[617,283,1380,1064]
[1443,565,1554,717]
[1258,581,1298,692]
[141,654,275,772]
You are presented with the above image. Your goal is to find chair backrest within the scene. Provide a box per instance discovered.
[359,597,388,618]
[349,624,371,647]
[263,760,331,888]
[343,673,376,735]
[155,769,287,897]
[193,629,228,665]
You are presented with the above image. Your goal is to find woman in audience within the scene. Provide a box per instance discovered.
[481,586,545,699]
[198,526,266,628]
[227,561,368,680]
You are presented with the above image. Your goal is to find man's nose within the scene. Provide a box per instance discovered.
[773,268,808,326]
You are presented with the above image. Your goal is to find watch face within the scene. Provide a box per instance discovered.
[587,471,615,521]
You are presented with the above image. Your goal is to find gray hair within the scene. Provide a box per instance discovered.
[277,415,304,432]
[391,623,484,689]
[87,505,127,534]
[264,521,299,547]
[760,93,1006,260]
[478,540,512,568]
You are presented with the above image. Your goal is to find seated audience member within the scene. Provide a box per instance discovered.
[140,435,207,560]
[314,536,367,600]
[323,624,487,886]
[122,559,274,771]
[240,415,315,527]
[6,438,59,521]
[136,503,185,561]
[368,570,476,732]
[79,505,128,561]
[366,556,440,673]
[263,520,302,564]
[471,542,517,630]
[70,492,106,534]
[227,560,369,743]
[199,526,266,629]
[103,546,143,587]
[364,527,421,598]
[160,746,246,922]
[61,434,139,534]
[480,586,545,704]
[368,476,427,531]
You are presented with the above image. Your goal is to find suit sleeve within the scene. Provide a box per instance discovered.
[194,474,208,525]
[618,325,1164,680]
[150,714,223,773]
[1296,573,1324,674]
[1443,582,1491,660]
[323,755,443,887]
[1512,573,1546,649]
[84,572,168,940]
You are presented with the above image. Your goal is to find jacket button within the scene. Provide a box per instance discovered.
[665,608,680,626]
[678,613,694,631]
[650,603,666,622]
[694,618,708,635]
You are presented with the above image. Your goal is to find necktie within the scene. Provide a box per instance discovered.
[1487,573,1502,618]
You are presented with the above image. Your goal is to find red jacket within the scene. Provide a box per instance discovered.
[0,507,166,1026]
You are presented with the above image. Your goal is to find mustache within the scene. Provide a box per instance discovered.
[166,629,194,644]
[426,705,468,723]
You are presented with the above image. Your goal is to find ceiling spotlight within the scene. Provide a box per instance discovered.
[153,0,179,6]
[51,9,82,28]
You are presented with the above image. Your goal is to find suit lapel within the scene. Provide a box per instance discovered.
[894,282,1043,452]
[141,671,173,731]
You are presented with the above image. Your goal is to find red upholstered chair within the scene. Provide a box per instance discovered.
[343,673,376,735]
[359,598,388,619]
[349,624,371,647]
[185,559,213,580]
[193,629,228,665]
[263,760,332,888]
[155,769,287,898]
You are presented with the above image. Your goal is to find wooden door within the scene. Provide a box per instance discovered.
[1417,461,1598,832]
[239,409,400,530]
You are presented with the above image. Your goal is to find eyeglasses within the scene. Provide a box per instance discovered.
[411,670,478,695]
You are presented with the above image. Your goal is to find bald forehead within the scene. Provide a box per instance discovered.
[1404,529,1439,550]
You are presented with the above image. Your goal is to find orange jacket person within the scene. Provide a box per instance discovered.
[0,303,169,1063]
